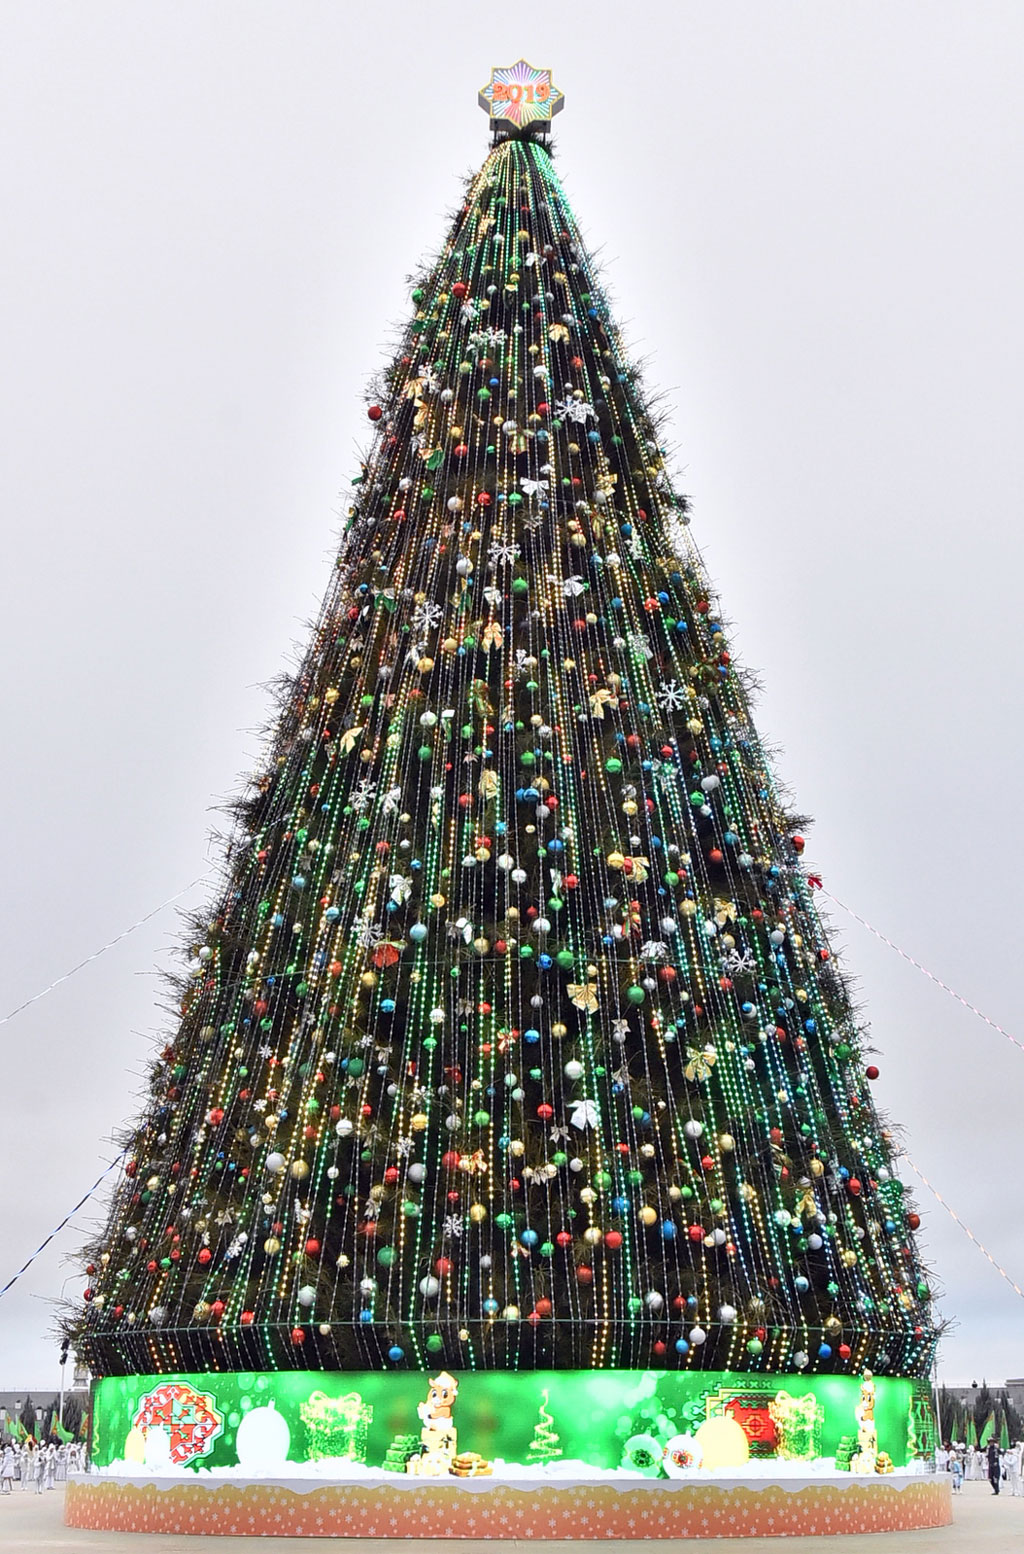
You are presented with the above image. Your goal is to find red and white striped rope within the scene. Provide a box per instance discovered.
[820,888,1024,1059]
[902,1155,1024,1303]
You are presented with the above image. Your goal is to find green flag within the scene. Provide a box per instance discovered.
[966,1415,977,1446]
[1000,1414,1011,1450]
[980,1413,995,1447]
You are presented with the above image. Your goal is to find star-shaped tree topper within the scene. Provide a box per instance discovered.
[478,61,564,132]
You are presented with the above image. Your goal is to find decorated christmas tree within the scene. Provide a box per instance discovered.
[74,63,937,1395]
[527,1388,562,1465]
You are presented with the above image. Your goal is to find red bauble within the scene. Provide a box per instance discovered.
[907,1213,921,1230]
[688,1224,705,1243]
[304,1238,321,1257]
[535,1298,553,1317]
[791,834,806,853]
[865,1065,879,1080]
[555,1231,573,1248]
[604,1231,623,1250]
[240,1311,255,1326]
[384,1167,400,1184]
[452,282,468,299]
[197,1248,212,1265]
[367,405,383,421]
[708,848,724,865]
[848,1178,862,1196]
[435,1257,452,1276]
[442,1151,461,1170]
[536,1103,554,1120]
[290,1326,306,1345]
[838,1343,851,1360]
[576,1266,593,1285]
[653,1340,667,1356]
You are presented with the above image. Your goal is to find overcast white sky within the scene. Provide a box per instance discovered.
[1,1,1022,1393]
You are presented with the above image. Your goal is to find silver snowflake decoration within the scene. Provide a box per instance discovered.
[352,919,384,949]
[488,539,520,568]
[721,947,757,977]
[656,680,688,711]
[412,601,443,633]
[350,778,377,813]
[442,1214,465,1240]
[626,630,654,661]
[553,396,596,424]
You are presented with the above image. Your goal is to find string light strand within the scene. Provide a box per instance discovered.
[0,875,212,1032]
[820,888,1024,1059]
[0,1152,127,1303]
[902,1155,1024,1303]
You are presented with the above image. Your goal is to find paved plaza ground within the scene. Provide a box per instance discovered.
[0,1479,1018,1552]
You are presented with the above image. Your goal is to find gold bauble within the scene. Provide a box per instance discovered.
[411,1112,429,1131]
[640,1205,658,1226]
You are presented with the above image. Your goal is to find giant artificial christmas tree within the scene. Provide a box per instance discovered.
[74,65,937,1422]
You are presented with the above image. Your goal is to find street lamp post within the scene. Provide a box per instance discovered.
[55,1274,76,1432]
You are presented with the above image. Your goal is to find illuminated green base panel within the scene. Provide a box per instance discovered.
[91,1370,936,1475]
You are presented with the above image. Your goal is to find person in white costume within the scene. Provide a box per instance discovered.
[0,1445,15,1494]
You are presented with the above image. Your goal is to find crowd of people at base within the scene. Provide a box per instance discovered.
[0,1440,85,1494]
[936,1439,1024,1496]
